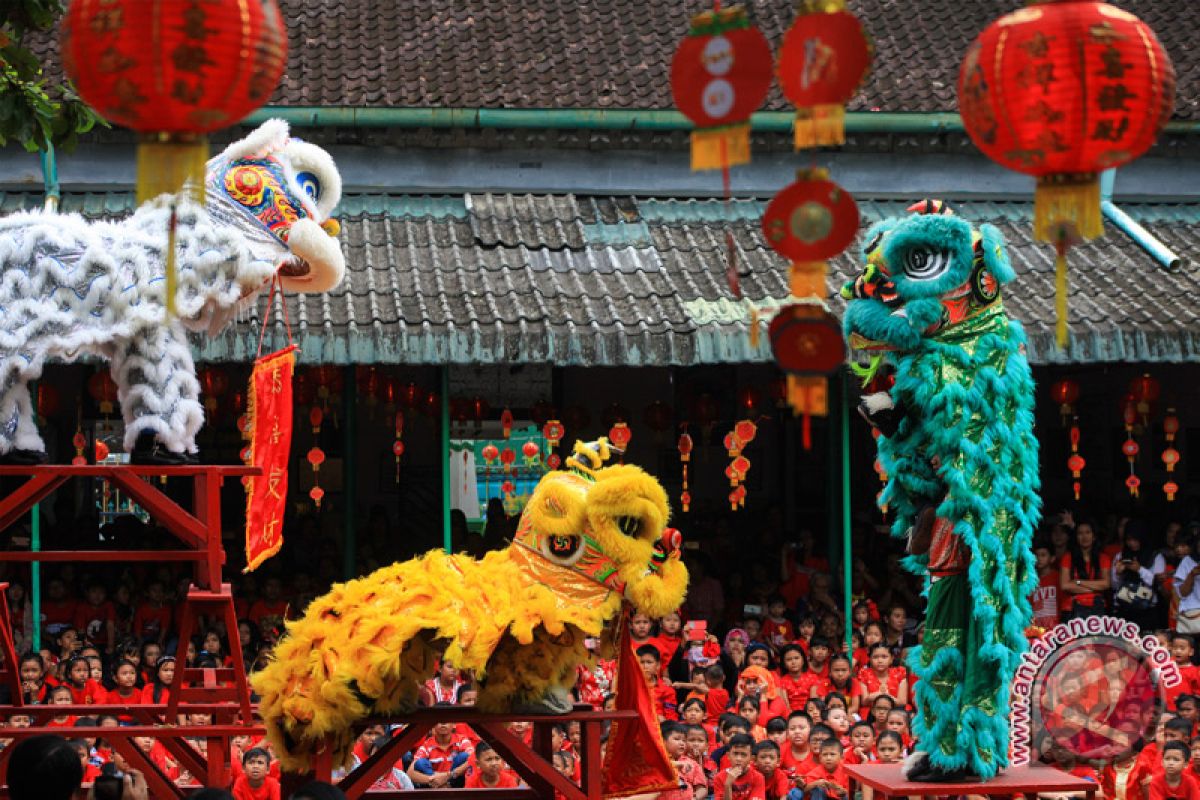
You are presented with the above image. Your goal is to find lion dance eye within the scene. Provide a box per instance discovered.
[902,248,951,281]
[296,171,321,202]
[616,516,641,537]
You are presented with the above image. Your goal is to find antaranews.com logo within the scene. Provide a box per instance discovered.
[1011,616,1180,767]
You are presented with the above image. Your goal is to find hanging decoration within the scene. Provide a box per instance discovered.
[678,428,694,513]
[608,422,633,462]
[769,304,845,448]
[522,440,541,467]
[500,408,514,439]
[670,6,773,171]
[244,344,297,572]
[543,420,565,451]
[1068,420,1086,501]
[546,454,562,470]
[306,445,326,509]
[690,393,720,442]
[88,371,119,416]
[481,443,500,468]
[198,367,229,418]
[1051,378,1080,426]
[393,411,405,483]
[72,430,87,466]
[1163,406,1180,502]
[1122,395,1140,498]
[764,168,859,299]
[1130,374,1161,427]
[958,2,1175,348]
[777,0,872,149]
[643,401,674,444]
[60,0,288,315]
[500,446,516,474]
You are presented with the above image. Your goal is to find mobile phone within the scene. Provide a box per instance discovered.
[685,620,708,641]
[743,604,763,617]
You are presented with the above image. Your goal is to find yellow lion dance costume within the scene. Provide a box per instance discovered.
[253,440,689,772]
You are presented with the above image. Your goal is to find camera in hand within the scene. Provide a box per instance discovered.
[93,762,125,800]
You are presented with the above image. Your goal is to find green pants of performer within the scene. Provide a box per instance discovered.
[916,572,1005,778]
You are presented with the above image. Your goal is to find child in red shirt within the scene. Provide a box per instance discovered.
[754,740,791,800]
[1169,636,1200,710]
[652,611,686,671]
[638,645,678,721]
[762,597,796,652]
[780,712,815,783]
[779,645,821,711]
[1150,742,1200,800]
[659,722,708,800]
[714,734,766,800]
[845,721,876,766]
[62,656,106,706]
[705,664,731,723]
[131,582,171,645]
[465,742,519,789]
[232,747,281,800]
[802,739,850,800]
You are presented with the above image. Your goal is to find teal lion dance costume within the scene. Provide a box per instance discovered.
[842,200,1040,782]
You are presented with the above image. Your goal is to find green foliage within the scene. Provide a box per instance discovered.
[0,0,106,153]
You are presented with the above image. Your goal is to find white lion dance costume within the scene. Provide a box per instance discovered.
[0,120,344,463]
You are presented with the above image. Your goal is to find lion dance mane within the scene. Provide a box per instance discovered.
[253,440,688,772]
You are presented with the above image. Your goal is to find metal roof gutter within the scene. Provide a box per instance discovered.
[242,106,1199,136]
[1100,169,1185,271]
[242,106,967,133]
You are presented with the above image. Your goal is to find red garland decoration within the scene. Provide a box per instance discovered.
[1163,407,1181,502]
[958,2,1175,347]
[777,1,871,149]
[670,6,772,171]
[1068,422,1086,501]
[678,428,693,513]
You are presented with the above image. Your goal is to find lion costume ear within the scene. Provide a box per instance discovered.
[212,119,290,164]
[978,223,1015,285]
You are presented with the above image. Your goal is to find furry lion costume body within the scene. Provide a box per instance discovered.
[253,440,688,772]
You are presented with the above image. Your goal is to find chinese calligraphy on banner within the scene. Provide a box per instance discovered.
[244,345,297,572]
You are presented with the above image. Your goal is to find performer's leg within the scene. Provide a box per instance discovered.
[908,572,971,780]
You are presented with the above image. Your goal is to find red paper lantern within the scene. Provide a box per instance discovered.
[678,432,694,462]
[392,440,405,458]
[734,420,758,446]
[1050,378,1080,424]
[309,406,324,434]
[608,422,632,452]
[522,440,540,464]
[958,2,1174,347]
[307,447,325,470]
[643,401,674,435]
[681,490,692,513]
[1130,374,1161,424]
[310,486,325,508]
[724,431,741,458]
[547,453,562,470]
[481,443,499,466]
[670,7,773,170]
[1164,409,1181,442]
[60,0,288,251]
[1125,474,1141,498]
[777,5,872,148]
[72,431,87,466]
[769,305,845,449]
[35,384,59,421]
[500,447,516,472]
[1122,439,1140,463]
[501,480,516,496]
[543,420,565,449]
[500,408,514,439]
[1163,447,1181,473]
[88,371,119,415]
[94,440,110,462]
[1165,481,1180,502]
[763,168,859,299]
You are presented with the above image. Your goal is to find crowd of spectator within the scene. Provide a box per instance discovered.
[3,506,1200,799]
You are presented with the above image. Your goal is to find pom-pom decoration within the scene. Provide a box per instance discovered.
[670,6,773,171]
[958,1,1175,348]
[777,0,872,149]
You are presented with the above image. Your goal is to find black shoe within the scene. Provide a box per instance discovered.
[129,432,189,466]
[0,449,48,465]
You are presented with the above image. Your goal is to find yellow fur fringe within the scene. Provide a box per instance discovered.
[252,452,688,774]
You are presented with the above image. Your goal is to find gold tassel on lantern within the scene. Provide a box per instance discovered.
[787,375,829,450]
[794,105,845,150]
[1032,174,1103,244]
[691,124,751,171]
[137,133,209,317]
[1054,242,1069,349]
[790,262,827,299]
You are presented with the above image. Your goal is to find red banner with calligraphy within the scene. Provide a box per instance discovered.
[602,610,677,798]
[244,345,296,572]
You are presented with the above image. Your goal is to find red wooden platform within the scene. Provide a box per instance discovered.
[847,763,1099,800]
[0,464,262,796]
[286,707,637,800]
